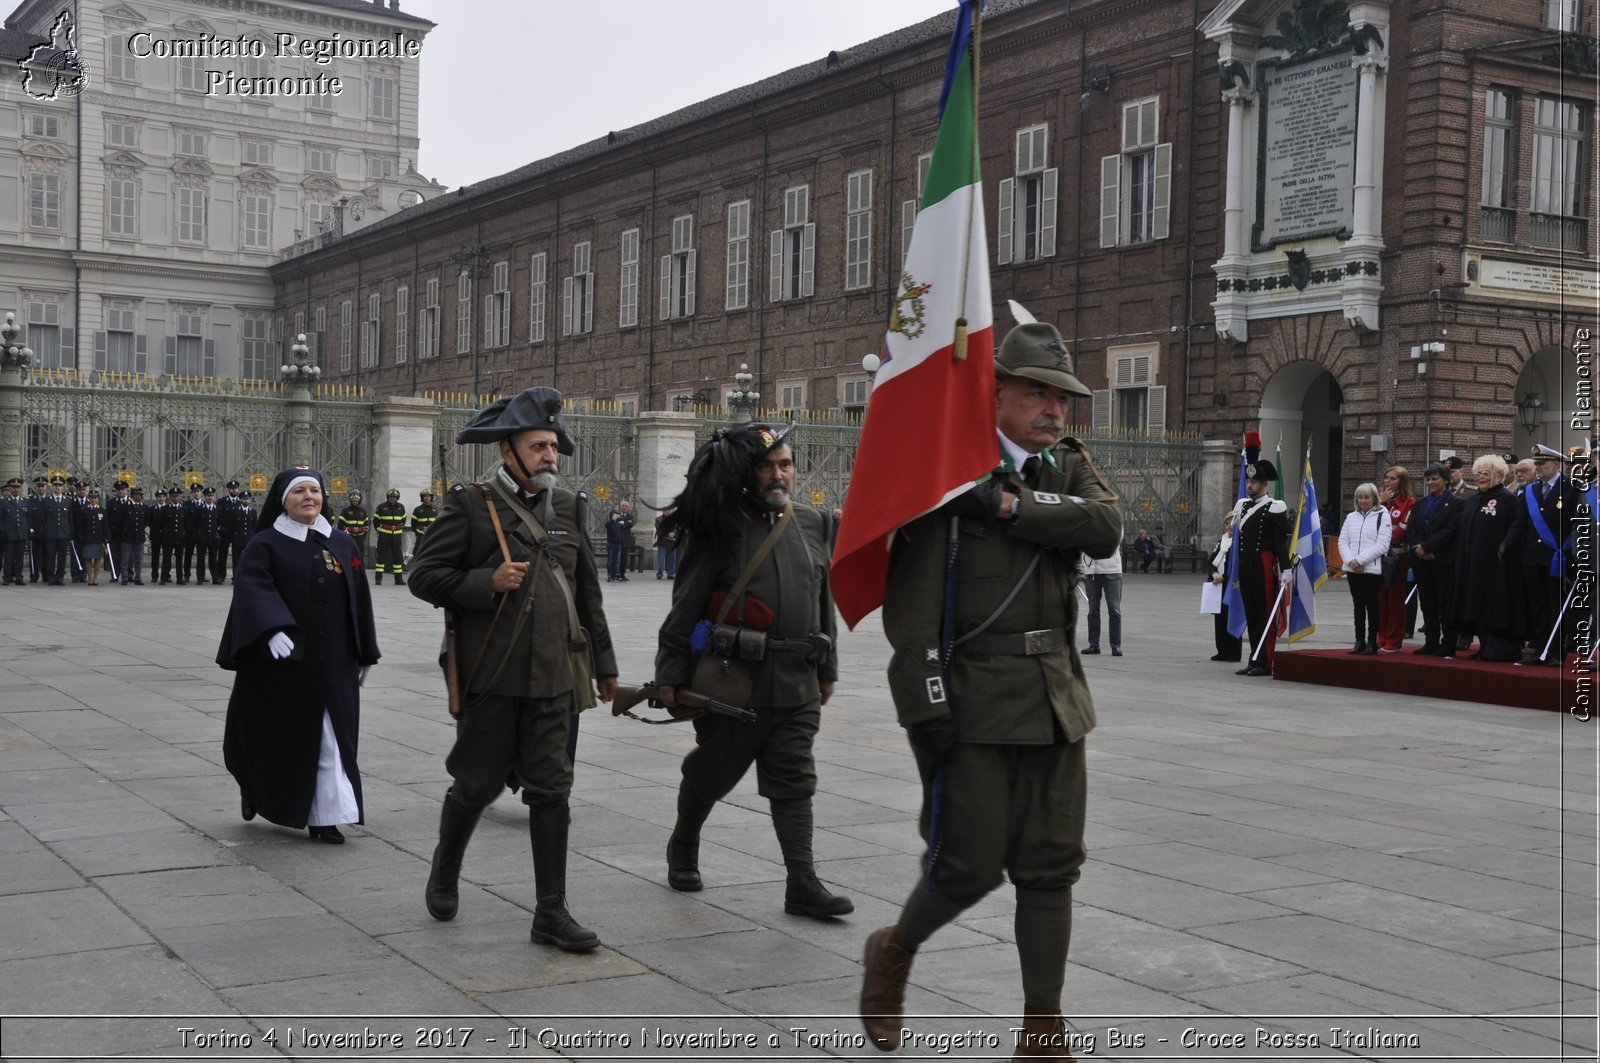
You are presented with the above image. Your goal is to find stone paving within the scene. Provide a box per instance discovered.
[0,567,1594,1061]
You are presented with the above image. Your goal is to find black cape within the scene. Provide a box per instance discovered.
[1452,485,1516,635]
[218,522,380,828]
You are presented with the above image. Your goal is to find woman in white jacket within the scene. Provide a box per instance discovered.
[1338,483,1392,655]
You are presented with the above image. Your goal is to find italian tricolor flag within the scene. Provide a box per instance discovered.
[831,0,995,629]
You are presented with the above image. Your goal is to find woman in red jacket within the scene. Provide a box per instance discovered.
[1376,465,1415,652]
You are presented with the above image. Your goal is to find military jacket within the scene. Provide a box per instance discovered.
[152,502,186,546]
[408,476,617,699]
[1232,495,1291,565]
[182,496,206,542]
[337,505,370,539]
[107,496,145,543]
[229,505,258,545]
[411,503,438,539]
[37,493,74,540]
[0,494,29,539]
[75,504,107,544]
[882,437,1122,744]
[374,501,407,534]
[1505,475,1581,570]
[191,502,223,545]
[656,504,839,709]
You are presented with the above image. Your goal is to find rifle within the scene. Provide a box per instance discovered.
[611,682,758,725]
[441,608,465,718]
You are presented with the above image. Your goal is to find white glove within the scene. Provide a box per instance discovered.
[359,665,371,687]
[267,631,294,659]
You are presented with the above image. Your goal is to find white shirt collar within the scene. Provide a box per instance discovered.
[996,428,1038,474]
[273,512,333,541]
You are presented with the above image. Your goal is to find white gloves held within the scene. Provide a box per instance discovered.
[267,631,294,660]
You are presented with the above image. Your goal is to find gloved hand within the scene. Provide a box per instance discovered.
[938,480,1003,522]
[267,631,294,660]
[907,715,957,780]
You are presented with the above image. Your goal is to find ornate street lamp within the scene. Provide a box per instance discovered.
[2,312,33,371]
[726,363,759,423]
[280,333,322,386]
[1,312,37,483]
[1516,391,1544,435]
[280,333,320,465]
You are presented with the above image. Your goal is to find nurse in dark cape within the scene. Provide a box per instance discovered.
[219,466,380,842]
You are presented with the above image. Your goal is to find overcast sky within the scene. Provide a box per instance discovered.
[398,0,956,190]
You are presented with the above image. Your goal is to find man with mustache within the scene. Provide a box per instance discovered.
[408,386,619,953]
[655,421,849,919]
[860,320,1123,1058]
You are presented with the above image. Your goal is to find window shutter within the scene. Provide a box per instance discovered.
[60,328,74,365]
[1092,389,1112,432]
[1100,156,1121,248]
[1152,143,1172,241]
[770,231,784,302]
[484,293,495,346]
[997,177,1014,264]
[660,255,673,319]
[203,338,214,376]
[94,331,106,371]
[1040,168,1058,257]
[165,336,177,375]
[1146,385,1167,436]
[135,333,147,373]
[684,249,696,315]
[581,278,593,333]
[901,199,916,267]
[800,222,815,297]
[562,276,573,336]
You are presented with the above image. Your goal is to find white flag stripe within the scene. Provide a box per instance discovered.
[878,182,991,390]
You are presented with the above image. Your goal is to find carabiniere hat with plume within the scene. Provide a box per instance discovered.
[456,386,575,455]
[1243,430,1277,483]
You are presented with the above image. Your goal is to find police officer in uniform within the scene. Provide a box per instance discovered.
[337,491,370,572]
[107,481,143,585]
[197,486,226,584]
[0,478,28,585]
[152,488,184,584]
[408,386,618,953]
[1232,439,1292,677]
[67,477,87,583]
[28,476,48,582]
[859,321,1123,1057]
[180,482,205,584]
[373,489,407,585]
[653,422,849,918]
[216,479,244,581]
[411,489,438,567]
[39,476,74,585]
[228,491,257,572]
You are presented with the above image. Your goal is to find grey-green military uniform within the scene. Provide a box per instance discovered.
[656,503,838,803]
[883,437,1121,897]
[408,475,617,807]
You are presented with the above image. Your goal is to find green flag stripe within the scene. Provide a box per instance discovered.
[921,47,976,210]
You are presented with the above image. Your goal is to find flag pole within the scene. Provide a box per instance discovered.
[952,2,979,362]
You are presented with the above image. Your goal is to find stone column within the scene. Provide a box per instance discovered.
[1201,438,1238,537]
[281,334,319,465]
[1341,11,1390,334]
[371,396,443,507]
[633,411,700,557]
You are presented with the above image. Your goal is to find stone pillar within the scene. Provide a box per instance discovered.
[1201,438,1238,539]
[0,313,33,483]
[286,385,314,465]
[1341,29,1389,334]
[371,396,443,508]
[633,411,700,556]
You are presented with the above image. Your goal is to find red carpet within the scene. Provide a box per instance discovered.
[1273,647,1585,712]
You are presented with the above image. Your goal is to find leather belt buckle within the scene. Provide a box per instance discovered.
[1023,629,1052,655]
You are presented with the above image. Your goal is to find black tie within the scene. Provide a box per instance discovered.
[1021,456,1041,488]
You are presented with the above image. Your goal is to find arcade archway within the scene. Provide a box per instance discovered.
[1258,361,1343,513]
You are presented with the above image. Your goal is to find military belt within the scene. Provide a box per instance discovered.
[959,626,1067,657]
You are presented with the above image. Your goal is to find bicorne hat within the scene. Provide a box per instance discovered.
[456,386,575,455]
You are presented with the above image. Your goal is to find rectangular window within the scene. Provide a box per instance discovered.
[106,118,137,148]
[726,200,750,310]
[563,241,593,336]
[305,146,334,173]
[902,151,933,266]
[177,186,207,243]
[841,376,869,413]
[340,299,352,370]
[660,215,696,319]
[998,125,1058,264]
[171,309,210,377]
[162,428,211,470]
[421,278,440,359]
[108,178,137,238]
[312,305,325,362]
[242,193,271,250]
[456,271,472,354]
[1482,89,1514,208]
[1531,95,1588,250]
[769,185,815,301]
[93,425,139,471]
[845,169,873,290]
[240,312,271,381]
[1091,345,1166,436]
[100,301,141,372]
[361,292,380,368]
[28,113,60,138]
[27,300,67,369]
[28,173,60,230]
[485,261,510,347]
[242,138,272,166]
[367,156,394,181]
[619,228,640,327]
[394,285,408,364]
[177,55,206,92]
[1548,0,1580,30]
[1099,101,1172,248]
[307,200,330,235]
[780,382,805,410]
[369,74,396,120]
[176,129,207,157]
[529,252,547,342]
[107,35,135,81]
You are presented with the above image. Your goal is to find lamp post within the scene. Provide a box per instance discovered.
[280,332,321,464]
[1516,390,1545,438]
[862,352,881,395]
[0,312,35,483]
[726,363,759,423]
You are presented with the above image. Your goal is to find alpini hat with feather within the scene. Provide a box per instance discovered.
[996,321,1093,398]
[456,386,575,455]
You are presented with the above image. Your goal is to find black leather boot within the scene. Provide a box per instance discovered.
[425,793,482,921]
[528,804,599,951]
[393,574,405,586]
[772,797,853,918]
[667,787,713,892]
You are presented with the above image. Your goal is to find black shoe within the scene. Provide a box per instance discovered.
[1236,664,1271,677]
[308,825,345,844]
[133,579,143,585]
[784,870,854,918]
[241,796,255,821]
[666,832,702,892]
[374,573,382,585]
[530,895,600,951]
[393,576,405,586]
[1112,648,1123,657]
[1210,653,1240,662]
[1081,646,1100,655]
[1412,645,1438,655]
[1350,643,1365,655]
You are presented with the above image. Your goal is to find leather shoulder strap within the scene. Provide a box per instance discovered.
[714,503,792,625]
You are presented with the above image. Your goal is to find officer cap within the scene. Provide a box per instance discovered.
[386,488,400,498]
[226,479,240,489]
[153,488,168,497]
[456,386,575,454]
[114,480,129,490]
[995,322,1093,398]
[33,476,46,485]
[50,475,65,485]
[1245,458,1279,483]
[189,482,204,491]
[86,488,100,497]
[240,491,252,500]
[5,477,21,487]
[130,486,144,496]
[202,486,215,496]
[66,476,79,485]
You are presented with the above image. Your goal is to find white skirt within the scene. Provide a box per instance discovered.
[306,709,359,827]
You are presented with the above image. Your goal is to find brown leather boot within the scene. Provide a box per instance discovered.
[860,925,914,1051]
[1012,1006,1076,1060]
